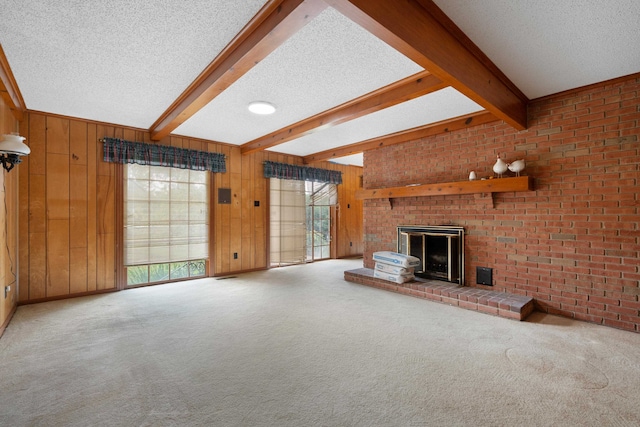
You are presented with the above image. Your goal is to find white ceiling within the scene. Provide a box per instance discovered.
[433,0,640,99]
[271,87,482,157]
[0,0,269,128]
[1,1,639,167]
[174,7,423,144]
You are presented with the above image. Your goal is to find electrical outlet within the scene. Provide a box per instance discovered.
[233,252,238,259]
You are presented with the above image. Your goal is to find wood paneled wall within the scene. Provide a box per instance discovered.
[322,161,364,257]
[0,97,19,332]
[17,112,363,304]
[18,114,116,301]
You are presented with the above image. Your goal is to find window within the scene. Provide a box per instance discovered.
[270,178,337,266]
[124,164,209,285]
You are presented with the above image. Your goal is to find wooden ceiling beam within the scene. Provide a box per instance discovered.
[302,111,497,164]
[325,0,528,130]
[241,70,446,155]
[149,0,328,141]
[0,44,26,121]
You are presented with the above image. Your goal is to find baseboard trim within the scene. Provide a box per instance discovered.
[18,288,117,306]
[0,304,18,338]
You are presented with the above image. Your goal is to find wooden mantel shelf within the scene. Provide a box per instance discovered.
[355,176,533,200]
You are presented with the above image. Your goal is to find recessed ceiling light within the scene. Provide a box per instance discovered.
[248,101,276,115]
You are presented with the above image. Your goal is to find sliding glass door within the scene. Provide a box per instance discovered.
[270,179,337,266]
[269,178,307,266]
[306,181,335,261]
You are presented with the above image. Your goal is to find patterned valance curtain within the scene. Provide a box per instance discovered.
[102,137,226,173]
[263,161,342,184]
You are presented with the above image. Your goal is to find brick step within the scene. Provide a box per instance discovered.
[344,268,535,321]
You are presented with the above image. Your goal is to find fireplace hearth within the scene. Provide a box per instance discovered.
[397,225,465,285]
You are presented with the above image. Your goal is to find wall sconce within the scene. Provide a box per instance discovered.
[0,133,30,172]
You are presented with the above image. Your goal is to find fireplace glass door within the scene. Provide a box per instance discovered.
[399,232,425,273]
[398,226,464,285]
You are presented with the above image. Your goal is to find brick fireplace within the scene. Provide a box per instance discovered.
[359,75,640,333]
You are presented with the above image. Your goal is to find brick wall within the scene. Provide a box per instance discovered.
[363,75,639,332]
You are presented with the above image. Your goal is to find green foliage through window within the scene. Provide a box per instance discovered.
[127,260,206,286]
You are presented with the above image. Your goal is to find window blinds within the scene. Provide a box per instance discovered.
[306,182,338,206]
[124,164,209,266]
[269,178,307,266]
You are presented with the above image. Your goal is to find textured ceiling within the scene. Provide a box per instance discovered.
[270,88,482,156]
[432,0,640,99]
[1,1,639,167]
[174,7,423,144]
[0,0,269,127]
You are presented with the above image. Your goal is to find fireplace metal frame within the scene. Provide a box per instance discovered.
[397,225,465,285]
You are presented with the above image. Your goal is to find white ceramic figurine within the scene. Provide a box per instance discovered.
[508,159,525,176]
[492,154,508,178]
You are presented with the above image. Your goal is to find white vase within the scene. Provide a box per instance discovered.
[469,171,477,181]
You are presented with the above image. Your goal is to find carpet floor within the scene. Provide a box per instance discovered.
[1,259,639,426]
